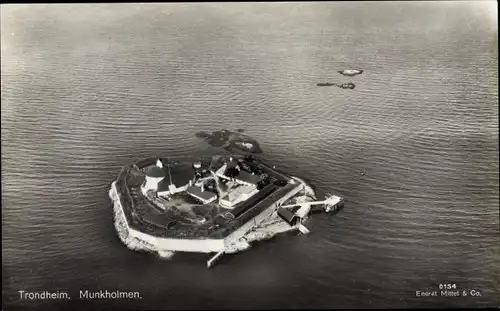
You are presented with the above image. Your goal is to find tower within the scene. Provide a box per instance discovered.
[142,159,167,192]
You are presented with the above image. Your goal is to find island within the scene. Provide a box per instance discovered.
[108,154,344,267]
[338,69,364,76]
[195,129,263,153]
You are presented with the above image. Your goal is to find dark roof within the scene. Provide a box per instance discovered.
[157,178,171,192]
[186,186,216,201]
[145,166,167,178]
[209,158,225,172]
[277,208,299,225]
[229,183,277,218]
[224,167,239,179]
[221,194,229,201]
[167,163,194,187]
[227,158,239,168]
[223,159,239,176]
[219,181,228,192]
[234,171,260,185]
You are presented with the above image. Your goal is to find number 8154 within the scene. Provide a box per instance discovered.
[439,284,457,290]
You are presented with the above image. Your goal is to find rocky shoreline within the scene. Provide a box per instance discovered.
[110,184,158,253]
[109,181,298,257]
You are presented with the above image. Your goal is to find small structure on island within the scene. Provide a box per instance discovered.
[234,171,260,186]
[214,158,261,209]
[193,161,202,169]
[219,183,259,208]
[215,157,241,181]
[156,178,172,197]
[142,159,167,194]
[157,162,194,197]
[193,160,203,180]
[224,157,240,178]
[236,141,254,150]
[141,159,193,197]
[277,207,300,226]
[186,185,217,204]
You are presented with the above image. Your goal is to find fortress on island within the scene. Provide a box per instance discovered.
[109,154,344,267]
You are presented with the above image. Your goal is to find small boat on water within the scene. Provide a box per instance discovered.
[339,82,355,89]
[316,82,355,89]
[338,69,363,76]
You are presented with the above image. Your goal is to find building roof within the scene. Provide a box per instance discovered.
[277,208,299,225]
[167,163,194,187]
[234,171,260,185]
[186,185,217,201]
[214,164,228,178]
[223,158,240,176]
[221,184,256,202]
[157,178,171,192]
[209,156,226,172]
[145,166,167,178]
[224,167,239,179]
[226,158,239,169]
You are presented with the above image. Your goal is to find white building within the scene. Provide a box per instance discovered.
[220,184,259,209]
[142,159,167,195]
[212,158,262,208]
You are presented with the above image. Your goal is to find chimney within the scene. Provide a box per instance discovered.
[156,159,163,168]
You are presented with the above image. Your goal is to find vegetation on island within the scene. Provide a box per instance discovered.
[195,129,263,154]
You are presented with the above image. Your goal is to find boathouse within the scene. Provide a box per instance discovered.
[277,207,300,226]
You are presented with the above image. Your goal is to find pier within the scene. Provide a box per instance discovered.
[207,251,225,268]
[279,194,344,217]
